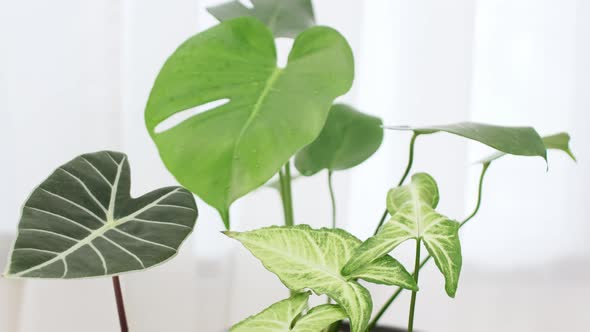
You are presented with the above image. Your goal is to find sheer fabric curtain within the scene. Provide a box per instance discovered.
[0,1,588,331]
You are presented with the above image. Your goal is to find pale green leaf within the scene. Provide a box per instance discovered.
[295,104,383,176]
[478,132,577,164]
[346,255,418,291]
[208,0,315,38]
[386,122,547,162]
[291,304,347,332]
[225,225,416,332]
[230,292,310,332]
[145,17,354,228]
[342,173,462,297]
[4,151,198,279]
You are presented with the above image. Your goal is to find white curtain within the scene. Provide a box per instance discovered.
[0,0,588,331]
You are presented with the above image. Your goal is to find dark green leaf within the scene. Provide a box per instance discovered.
[4,151,198,279]
[295,104,383,176]
[208,0,315,38]
[145,18,354,228]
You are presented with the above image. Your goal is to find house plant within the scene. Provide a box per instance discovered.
[2,1,577,331]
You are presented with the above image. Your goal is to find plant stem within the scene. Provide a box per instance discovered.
[368,162,491,329]
[373,133,419,235]
[278,161,295,227]
[327,170,337,229]
[112,276,129,332]
[407,238,422,332]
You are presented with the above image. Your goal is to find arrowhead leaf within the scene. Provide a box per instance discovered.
[230,291,310,332]
[145,17,354,228]
[478,132,577,164]
[290,304,347,332]
[386,122,547,162]
[225,225,416,332]
[208,0,315,38]
[295,104,383,176]
[4,151,198,279]
[342,173,462,297]
[230,291,347,332]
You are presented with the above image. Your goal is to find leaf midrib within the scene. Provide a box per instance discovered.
[227,67,283,203]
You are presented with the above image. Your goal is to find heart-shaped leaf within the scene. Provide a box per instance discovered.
[478,132,577,164]
[3,151,198,279]
[386,122,547,162]
[342,173,462,297]
[208,0,315,38]
[230,291,347,332]
[145,17,354,228]
[225,225,417,332]
[295,104,383,176]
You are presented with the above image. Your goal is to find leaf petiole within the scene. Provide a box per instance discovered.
[112,276,129,332]
[407,238,422,332]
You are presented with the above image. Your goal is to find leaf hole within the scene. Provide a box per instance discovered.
[154,98,230,134]
[275,38,294,69]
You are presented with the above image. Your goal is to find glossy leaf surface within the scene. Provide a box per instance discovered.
[225,225,416,332]
[145,18,354,228]
[295,104,383,176]
[4,151,198,279]
[342,173,462,297]
[208,0,315,38]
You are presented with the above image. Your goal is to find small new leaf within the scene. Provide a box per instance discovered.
[4,151,198,279]
[386,122,547,162]
[145,18,354,228]
[342,173,462,297]
[291,305,347,332]
[208,0,315,38]
[225,225,416,332]
[230,292,310,332]
[295,104,384,176]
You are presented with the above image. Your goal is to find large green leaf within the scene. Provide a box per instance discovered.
[295,104,383,176]
[479,132,577,164]
[230,291,347,332]
[208,0,315,38]
[145,17,354,228]
[3,151,198,279]
[225,225,417,332]
[342,173,462,297]
[386,122,547,161]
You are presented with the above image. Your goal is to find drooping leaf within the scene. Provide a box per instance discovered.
[342,173,462,297]
[3,151,198,279]
[478,132,577,164]
[145,17,354,228]
[290,304,347,332]
[208,0,315,38]
[230,291,310,332]
[225,225,416,332]
[295,104,383,176]
[386,122,547,162]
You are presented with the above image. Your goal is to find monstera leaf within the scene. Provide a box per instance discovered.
[225,225,417,332]
[386,122,547,162]
[479,132,577,164]
[231,291,347,332]
[145,17,354,228]
[3,151,198,279]
[295,104,383,176]
[342,173,462,297]
[208,0,315,38]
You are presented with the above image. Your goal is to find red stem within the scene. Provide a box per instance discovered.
[112,276,129,332]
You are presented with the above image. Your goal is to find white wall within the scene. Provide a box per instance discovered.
[0,0,588,331]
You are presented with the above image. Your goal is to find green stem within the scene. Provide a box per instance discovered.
[328,171,337,229]
[373,133,419,235]
[407,238,422,332]
[278,161,295,227]
[368,162,490,329]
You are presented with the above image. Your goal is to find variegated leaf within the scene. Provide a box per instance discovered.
[225,225,416,332]
[230,292,310,332]
[3,151,198,279]
[342,173,462,297]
